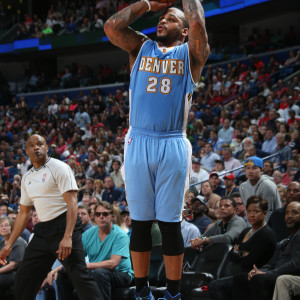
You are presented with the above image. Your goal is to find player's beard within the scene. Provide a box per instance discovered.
[156,34,169,44]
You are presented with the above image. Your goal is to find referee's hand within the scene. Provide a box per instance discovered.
[0,244,12,265]
[57,236,72,260]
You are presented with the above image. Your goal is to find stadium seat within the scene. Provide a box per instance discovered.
[181,243,232,300]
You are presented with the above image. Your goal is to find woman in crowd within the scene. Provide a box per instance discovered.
[112,204,128,233]
[93,179,104,200]
[277,185,287,207]
[208,195,276,300]
[0,217,27,297]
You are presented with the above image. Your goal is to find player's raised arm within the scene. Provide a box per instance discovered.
[183,0,210,82]
[104,0,175,68]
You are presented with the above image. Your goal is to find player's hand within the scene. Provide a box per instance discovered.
[57,236,72,261]
[0,244,12,265]
[149,0,176,12]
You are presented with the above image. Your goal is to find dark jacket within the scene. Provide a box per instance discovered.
[261,228,300,276]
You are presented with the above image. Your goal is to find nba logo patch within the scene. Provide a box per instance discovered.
[42,173,47,182]
[128,137,133,145]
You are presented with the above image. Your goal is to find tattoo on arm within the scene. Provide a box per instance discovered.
[105,3,148,53]
[182,0,210,66]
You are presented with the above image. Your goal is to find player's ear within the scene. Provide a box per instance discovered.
[182,27,188,38]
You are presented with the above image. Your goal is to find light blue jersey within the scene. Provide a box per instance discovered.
[129,40,195,132]
[123,40,196,222]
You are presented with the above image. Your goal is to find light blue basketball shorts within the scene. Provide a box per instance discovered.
[122,127,192,222]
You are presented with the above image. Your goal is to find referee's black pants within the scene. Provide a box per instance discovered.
[14,213,103,300]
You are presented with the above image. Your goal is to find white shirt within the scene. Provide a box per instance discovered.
[20,158,78,222]
[19,160,31,176]
[190,169,209,191]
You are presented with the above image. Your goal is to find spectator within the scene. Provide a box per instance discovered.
[74,105,91,130]
[222,148,241,178]
[201,181,221,220]
[208,196,276,300]
[7,210,31,242]
[212,159,226,180]
[240,156,281,221]
[66,16,76,34]
[277,185,287,207]
[0,217,27,297]
[102,176,122,205]
[48,98,59,116]
[272,275,300,300]
[262,128,276,154]
[181,210,201,248]
[270,133,292,170]
[262,160,274,177]
[190,196,247,249]
[41,23,53,36]
[231,192,248,224]
[79,190,92,207]
[112,205,128,233]
[188,197,212,235]
[110,160,124,188]
[18,154,31,176]
[218,118,234,144]
[92,163,109,182]
[209,172,225,197]
[231,201,300,300]
[190,157,209,192]
[85,150,99,178]
[281,160,297,185]
[93,179,104,200]
[120,206,132,238]
[268,181,300,242]
[272,170,283,186]
[266,109,278,132]
[78,205,95,232]
[223,173,239,197]
[201,143,220,171]
[91,14,103,31]
[208,129,224,155]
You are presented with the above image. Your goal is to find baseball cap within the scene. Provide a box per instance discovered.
[209,172,219,178]
[192,157,201,164]
[191,195,206,205]
[224,173,235,180]
[244,156,263,168]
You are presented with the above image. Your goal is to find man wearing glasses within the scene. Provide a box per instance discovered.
[49,201,133,300]
[82,201,133,300]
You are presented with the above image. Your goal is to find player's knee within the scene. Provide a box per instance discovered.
[130,219,153,252]
[158,220,184,255]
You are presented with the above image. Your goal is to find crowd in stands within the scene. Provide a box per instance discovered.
[22,62,130,93]
[12,0,134,41]
[0,42,300,299]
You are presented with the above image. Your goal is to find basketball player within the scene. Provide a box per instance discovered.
[0,134,103,300]
[105,1,209,299]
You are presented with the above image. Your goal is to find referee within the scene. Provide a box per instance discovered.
[0,134,103,300]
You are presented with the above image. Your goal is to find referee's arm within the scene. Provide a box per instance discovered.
[57,190,78,261]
